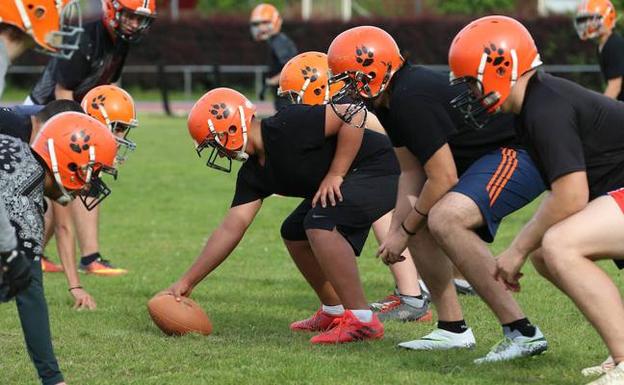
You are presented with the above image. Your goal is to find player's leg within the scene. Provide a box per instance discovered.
[71,197,126,276]
[397,227,476,350]
[370,212,431,322]
[428,148,548,363]
[539,195,624,370]
[281,200,343,332]
[15,256,64,385]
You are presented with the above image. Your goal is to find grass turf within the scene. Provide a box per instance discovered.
[1,113,621,385]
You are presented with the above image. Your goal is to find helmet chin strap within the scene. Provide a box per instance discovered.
[47,138,73,205]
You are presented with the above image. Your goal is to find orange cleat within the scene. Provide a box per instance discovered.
[41,256,64,273]
[290,309,342,332]
[310,310,384,344]
[79,258,127,276]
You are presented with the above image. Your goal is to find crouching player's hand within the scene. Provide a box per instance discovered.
[0,250,33,301]
[70,287,97,310]
[494,247,526,292]
[377,229,408,265]
[163,279,193,302]
[313,174,344,208]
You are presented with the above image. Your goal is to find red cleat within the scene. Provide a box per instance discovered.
[41,256,63,273]
[310,310,384,344]
[290,309,341,332]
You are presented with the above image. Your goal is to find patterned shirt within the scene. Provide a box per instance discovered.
[0,134,46,258]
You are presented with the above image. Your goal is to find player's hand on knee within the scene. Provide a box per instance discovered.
[71,287,97,310]
[0,250,33,301]
[376,230,408,265]
[312,174,343,208]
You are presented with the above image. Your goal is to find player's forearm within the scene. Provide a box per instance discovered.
[265,74,280,86]
[327,123,364,177]
[54,84,74,101]
[390,171,420,231]
[53,204,80,287]
[0,199,17,253]
[604,77,622,99]
[509,190,587,257]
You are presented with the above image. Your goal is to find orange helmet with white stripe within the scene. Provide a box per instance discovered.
[102,0,156,42]
[250,3,282,41]
[0,0,82,59]
[448,15,542,129]
[31,112,118,210]
[81,85,138,163]
[278,52,343,105]
[188,88,257,173]
[575,0,617,40]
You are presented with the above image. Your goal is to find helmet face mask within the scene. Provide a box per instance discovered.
[328,72,369,129]
[449,76,497,130]
[575,13,606,40]
[574,0,616,40]
[104,0,156,43]
[40,0,83,59]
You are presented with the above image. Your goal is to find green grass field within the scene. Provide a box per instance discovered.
[1,114,621,385]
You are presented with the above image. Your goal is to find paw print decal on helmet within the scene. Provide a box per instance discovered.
[69,130,91,154]
[210,104,231,120]
[484,43,510,77]
[301,66,327,96]
[355,45,374,67]
[91,94,106,109]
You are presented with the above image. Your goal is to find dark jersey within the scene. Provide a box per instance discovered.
[30,20,129,104]
[266,33,298,78]
[517,71,624,199]
[0,134,46,258]
[599,32,624,101]
[0,105,43,143]
[231,104,400,207]
[375,64,518,175]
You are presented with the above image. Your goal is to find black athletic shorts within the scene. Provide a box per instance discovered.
[280,172,398,256]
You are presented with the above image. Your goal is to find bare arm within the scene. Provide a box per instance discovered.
[54,84,74,101]
[402,144,458,234]
[265,73,281,86]
[604,77,623,99]
[389,147,426,232]
[364,112,387,135]
[53,202,80,287]
[311,105,365,207]
[176,199,263,293]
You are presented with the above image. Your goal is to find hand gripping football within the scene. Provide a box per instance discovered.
[147,293,212,336]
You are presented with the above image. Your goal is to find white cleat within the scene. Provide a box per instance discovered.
[583,356,616,377]
[398,328,476,350]
[474,327,548,364]
[586,362,624,385]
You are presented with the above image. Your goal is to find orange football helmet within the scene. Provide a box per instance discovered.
[102,0,156,42]
[81,85,138,164]
[575,0,617,40]
[278,52,343,105]
[327,26,404,126]
[31,112,119,210]
[250,3,282,41]
[0,0,82,59]
[448,15,542,129]
[188,88,257,173]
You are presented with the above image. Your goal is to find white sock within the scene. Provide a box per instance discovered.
[322,304,345,316]
[351,309,373,323]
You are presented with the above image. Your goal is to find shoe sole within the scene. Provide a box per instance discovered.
[379,309,434,323]
[473,342,548,364]
[311,333,384,344]
[79,269,128,276]
[398,342,476,351]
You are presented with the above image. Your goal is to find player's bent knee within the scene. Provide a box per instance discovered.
[428,203,459,238]
[280,217,308,242]
[541,228,576,270]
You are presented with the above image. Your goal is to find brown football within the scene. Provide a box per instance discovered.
[147,294,212,336]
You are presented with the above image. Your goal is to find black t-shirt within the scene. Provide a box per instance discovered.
[266,33,298,78]
[0,105,43,143]
[599,32,624,101]
[30,20,129,104]
[231,104,399,207]
[517,71,624,199]
[375,64,518,175]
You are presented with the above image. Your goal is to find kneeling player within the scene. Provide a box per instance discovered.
[450,15,624,384]
[164,87,400,344]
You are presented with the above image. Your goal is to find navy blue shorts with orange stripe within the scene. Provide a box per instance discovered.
[451,147,546,243]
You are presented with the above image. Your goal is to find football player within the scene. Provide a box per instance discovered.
[27,0,155,276]
[278,51,431,323]
[0,0,82,98]
[250,3,298,111]
[327,26,548,362]
[574,0,624,100]
[449,15,624,383]
[0,110,118,385]
[164,87,401,344]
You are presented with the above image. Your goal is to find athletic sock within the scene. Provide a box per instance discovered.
[438,320,469,334]
[80,252,100,266]
[351,309,373,323]
[398,293,425,308]
[321,304,345,316]
[502,318,537,338]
